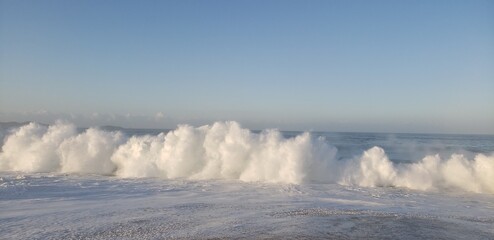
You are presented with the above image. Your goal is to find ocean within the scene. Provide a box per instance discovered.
[1,121,493,239]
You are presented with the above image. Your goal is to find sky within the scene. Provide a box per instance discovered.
[1,0,493,134]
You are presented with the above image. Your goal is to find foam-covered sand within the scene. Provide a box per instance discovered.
[1,173,493,239]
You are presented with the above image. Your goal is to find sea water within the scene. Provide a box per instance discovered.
[0,121,493,239]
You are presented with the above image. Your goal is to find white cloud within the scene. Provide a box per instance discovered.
[155,112,165,121]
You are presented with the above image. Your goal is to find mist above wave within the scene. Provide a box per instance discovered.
[0,121,493,193]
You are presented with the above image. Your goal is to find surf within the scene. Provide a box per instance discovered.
[1,121,493,193]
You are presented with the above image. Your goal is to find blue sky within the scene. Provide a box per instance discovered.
[1,0,493,133]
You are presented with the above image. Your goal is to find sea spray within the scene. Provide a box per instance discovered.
[339,146,397,187]
[0,122,76,172]
[59,128,124,174]
[340,147,494,193]
[1,121,493,193]
[111,122,338,183]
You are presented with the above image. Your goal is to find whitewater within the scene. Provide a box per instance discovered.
[1,121,494,239]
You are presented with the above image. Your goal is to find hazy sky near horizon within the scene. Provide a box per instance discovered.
[1,0,493,133]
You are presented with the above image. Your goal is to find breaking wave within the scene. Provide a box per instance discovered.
[0,121,493,193]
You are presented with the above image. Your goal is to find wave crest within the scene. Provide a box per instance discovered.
[1,121,493,193]
[341,147,494,193]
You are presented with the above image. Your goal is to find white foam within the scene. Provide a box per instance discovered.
[339,146,397,187]
[59,128,124,174]
[341,147,494,193]
[0,122,76,172]
[1,121,493,193]
[111,122,338,183]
